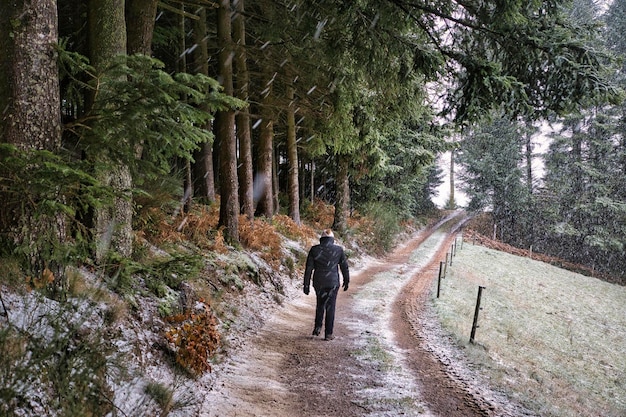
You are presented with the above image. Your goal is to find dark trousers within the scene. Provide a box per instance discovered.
[314,286,339,336]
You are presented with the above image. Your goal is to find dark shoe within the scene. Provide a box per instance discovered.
[324,334,334,341]
[312,327,321,336]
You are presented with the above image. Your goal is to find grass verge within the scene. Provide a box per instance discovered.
[433,242,626,417]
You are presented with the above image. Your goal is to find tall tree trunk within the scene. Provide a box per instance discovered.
[216,0,239,243]
[177,3,187,73]
[332,155,350,232]
[286,85,300,224]
[446,149,456,209]
[298,156,305,203]
[272,144,279,214]
[0,6,10,137]
[176,4,192,214]
[233,0,254,221]
[125,0,157,55]
[572,123,583,196]
[525,129,533,194]
[88,0,133,260]
[621,132,626,177]
[256,110,274,217]
[125,0,156,162]
[2,1,61,149]
[191,8,216,203]
[192,141,216,203]
[0,0,65,286]
[310,160,315,203]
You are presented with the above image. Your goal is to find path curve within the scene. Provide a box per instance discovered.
[200,212,504,417]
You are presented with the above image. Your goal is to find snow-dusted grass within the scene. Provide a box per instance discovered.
[433,242,626,417]
[346,231,450,417]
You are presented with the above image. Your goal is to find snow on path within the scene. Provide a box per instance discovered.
[197,228,453,417]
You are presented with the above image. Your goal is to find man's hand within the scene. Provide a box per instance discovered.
[343,282,349,291]
[303,286,310,295]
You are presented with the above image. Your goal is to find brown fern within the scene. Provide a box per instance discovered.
[164,304,221,376]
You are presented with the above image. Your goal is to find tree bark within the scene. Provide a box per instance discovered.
[332,155,350,233]
[125,0,157,56]
[272,144,279,214]
[216,0,240,243]
[175,4,193,213]
[125,0,157,162]
[1,0,61,149]
[191,8,216,203]
[0,0,66,288]
[572,123,583,196]
[525,128,533,194]
[286,85,300,224]
[192,141,216,203]
[233,0,254,221]
[0,5,10,134]
[310,160,315,203]
[446,149,456,209]
[88,0,133,260]
[256,100,274,218]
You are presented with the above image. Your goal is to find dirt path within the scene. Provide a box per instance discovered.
[199,213,510,416]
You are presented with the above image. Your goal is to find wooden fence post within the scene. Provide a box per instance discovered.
[470,286,486,344]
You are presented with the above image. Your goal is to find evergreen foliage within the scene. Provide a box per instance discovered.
[0,0,621,285]
[457,113,534,245]
[61,52,244,182]
[455,0,626,279]
[0,144,107,278]
[539,111,626,276]
[1,48,241,286]
[0,294,114,416]
[0,1,625,414]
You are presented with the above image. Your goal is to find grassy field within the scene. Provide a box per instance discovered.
[432,241,626,417]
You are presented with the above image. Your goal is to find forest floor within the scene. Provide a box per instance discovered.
[197,212,533,417]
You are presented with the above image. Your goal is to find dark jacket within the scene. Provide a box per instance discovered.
[303,236,349,290]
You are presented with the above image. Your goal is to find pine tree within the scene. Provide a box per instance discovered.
[191,7,217,204]
[88,0,133,261]
[457,113,530,244]
[126,0,158,55]
[233,0,255,221]
[0,0,66,286]
[216,0,240,243]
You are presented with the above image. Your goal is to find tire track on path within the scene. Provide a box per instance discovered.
[200,211,496,417]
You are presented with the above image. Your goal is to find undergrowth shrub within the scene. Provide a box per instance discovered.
[103,251,142,292]
[178,205,220,248]
[0,254,23,289]
[148,252,203,289]
[136,203,319,273]
[136,204,220,250]
[0,145,106,295]
[25,267,56,292]
[301,198,335,230]
[164,304,220,376]
[350,202,401,255]
[211,229,228,254]
[145,381,174,413]
[238,216,282,269]
[272,214,317,244]
[0,294,115,416]
[103,247,204,300]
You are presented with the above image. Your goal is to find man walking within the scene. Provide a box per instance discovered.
[303,229,350,341]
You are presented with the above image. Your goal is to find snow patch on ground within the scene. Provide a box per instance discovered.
[0,238,307,417]
[348,231,451,417]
